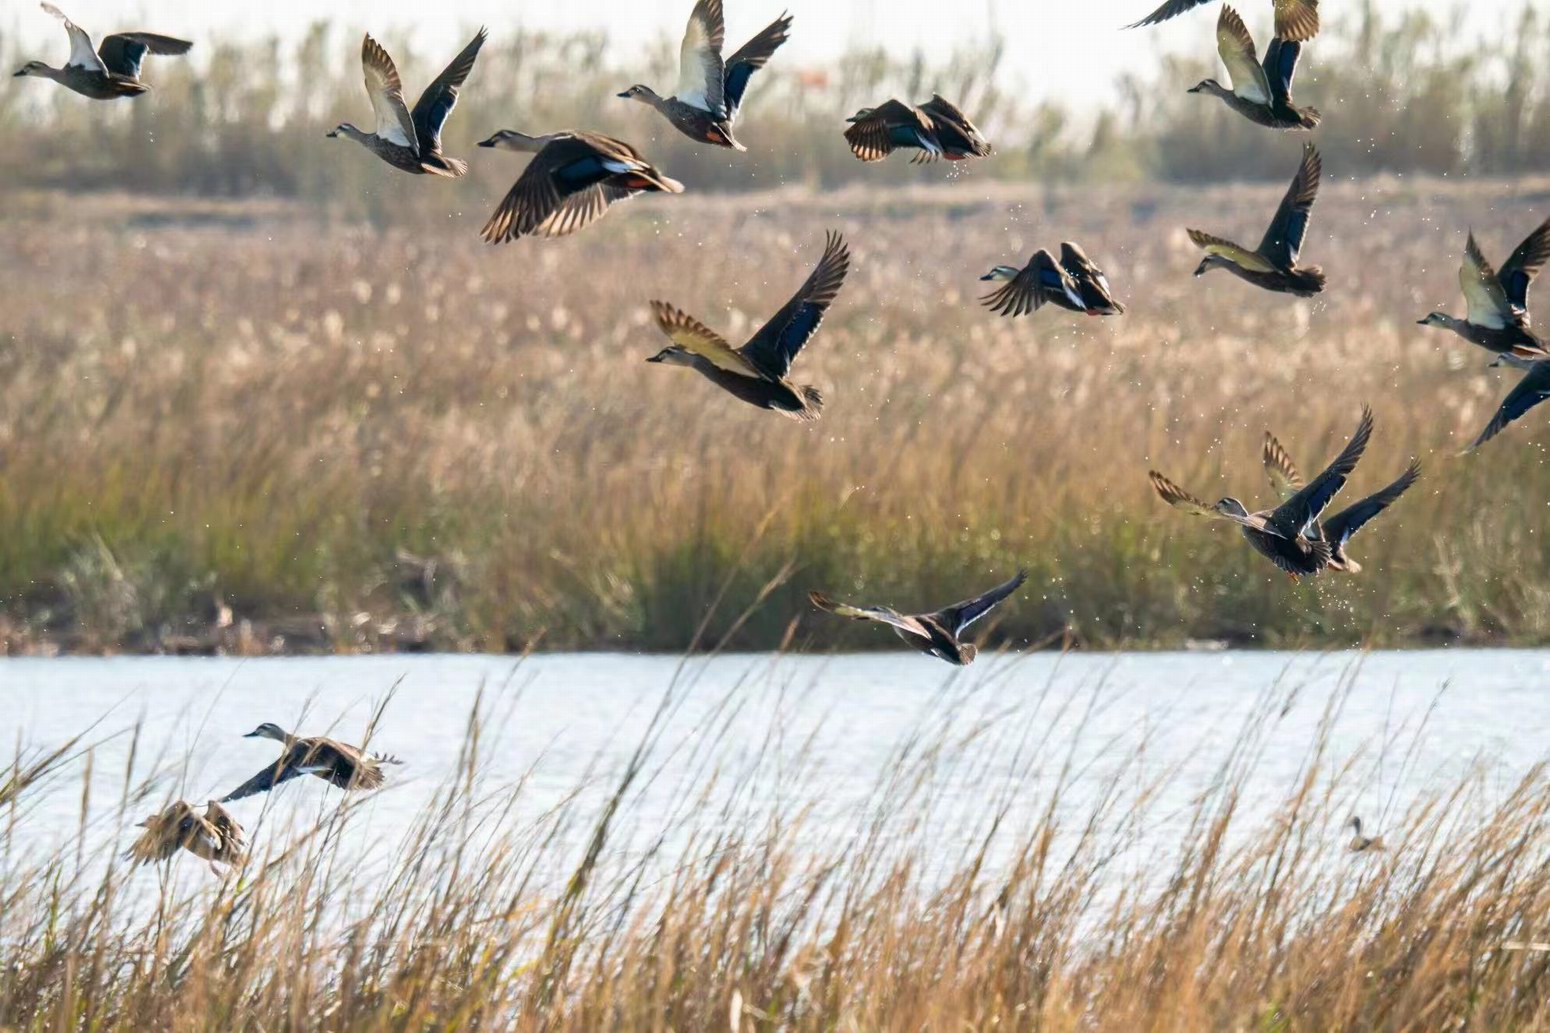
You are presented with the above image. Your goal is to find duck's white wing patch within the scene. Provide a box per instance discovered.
[42,3,105,73]
[361,34,418,153]
[675,0,726,116]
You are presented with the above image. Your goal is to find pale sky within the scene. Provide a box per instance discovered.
[3,0,1534,108]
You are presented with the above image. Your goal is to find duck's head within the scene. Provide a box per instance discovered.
[1193,253,1226,277]
[845,108,876,124]
[325,122,359,139]
[1349,816,1363,834]
[13,60,48,78]
[243,722,289,742]
[980,265,1021,283]
[477,129,544,152]
[1187,78,1227,96]
[616,84,658,104]
[646,345,695,367]
[1213,497,1250,520]
[1417,311,1451,327]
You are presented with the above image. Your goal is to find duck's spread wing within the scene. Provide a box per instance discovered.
[96,33,190,79]
[1126,0,1212,30]
[361,35,418,152]
[740,232,850,379]
[532,183,634,238]
[1497,216,1550,319]
[935,570,1028,636]
[807,591,932,640]
[1271,405,1373,536]
[1472,362,1550,450]
[1262,432,1304,501]
[202,801,246,853]
[1322,460,1420,546]
[412,28,486,152]
[1272,0,1320,42]
[1460,233,1514,329]
[42,3,105,72]
[723,12,792,121]
[1149,470,1283,535]
[1187,230,1276,273]
[219,758,307,802]
[1216,7,1271,104]
[676,0,727,116]
[650,301,765,378]
[1256,142,1321,268]
[1260,36,1302,107]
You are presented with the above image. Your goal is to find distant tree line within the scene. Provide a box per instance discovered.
[0,2,1546,206]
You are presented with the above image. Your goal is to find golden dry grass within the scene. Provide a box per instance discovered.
[3,667,1550,1030]
[1,174,1548,653]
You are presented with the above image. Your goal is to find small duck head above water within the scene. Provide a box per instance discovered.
[243,722,291,742]
[980,266,1022,283]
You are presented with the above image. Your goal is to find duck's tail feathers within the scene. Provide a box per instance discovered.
[429,156,468,178]
[1300,106,1323,129]
[1292,266,1327,296]
[787,384,824,421]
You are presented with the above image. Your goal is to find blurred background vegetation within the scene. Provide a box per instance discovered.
[2,1,1550,208]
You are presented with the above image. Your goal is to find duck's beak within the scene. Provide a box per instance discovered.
[12,69,27,78]
[646,353,665,363]
[476,135,499,148]
[616,90,632,98]
[242,730,262,738]
[979,272,996,281]
[1415,317,1429,325]
[325,129,339,138]
[1192,259,1210,277]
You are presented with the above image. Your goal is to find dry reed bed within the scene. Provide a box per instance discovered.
[1,177,1548,652]
[3,668,1549,1030]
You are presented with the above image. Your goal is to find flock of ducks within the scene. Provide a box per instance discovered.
[11,0,1540,866]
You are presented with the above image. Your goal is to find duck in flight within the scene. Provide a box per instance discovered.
[1262,432,1419,573]
[1189,7,1320,130]
[1418,217,1550,366]
[618,0,791,151]
[1150,406,1375,581]
[14,3,190,101]
[1347,816,1386,853]
[477,130,684,241]
[1188,142,1326,297]
[808,570,1028,665]
[646,232,850,422]
[219,723,400,803]
[981,242,1124,317]
[125,800,245,872]
[844,96,990,163]
[328,31,486,177]
[1129,0,1319,42]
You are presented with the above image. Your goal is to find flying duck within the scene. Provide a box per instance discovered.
[913,95,992,161]
[1128,0,1319,41]
[1150,406,1374,581]
[618,0,791,151]
[844,100,939,162]
[1418,217,1550,365]
[980,250,1085,317]
[14,3,190,100]
[1188,142,1326,297]
[477,130,684,241]
[646,232,849,421]
[1262,432,1419,573]
[1468,361,1550,451]
[328,30,486,177]
[125,800,245,870]
[981,243,1124,317]
[808,570,1028,666]
[1189,7,1320,130]
[220,723,400,802]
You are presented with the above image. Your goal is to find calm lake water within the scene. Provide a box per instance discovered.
[4,649,1548,905]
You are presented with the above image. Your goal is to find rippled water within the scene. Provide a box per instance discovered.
[4,649,1548,906]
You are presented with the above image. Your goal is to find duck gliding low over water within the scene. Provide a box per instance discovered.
[14,3,191,101]
[808,570,1028,665]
